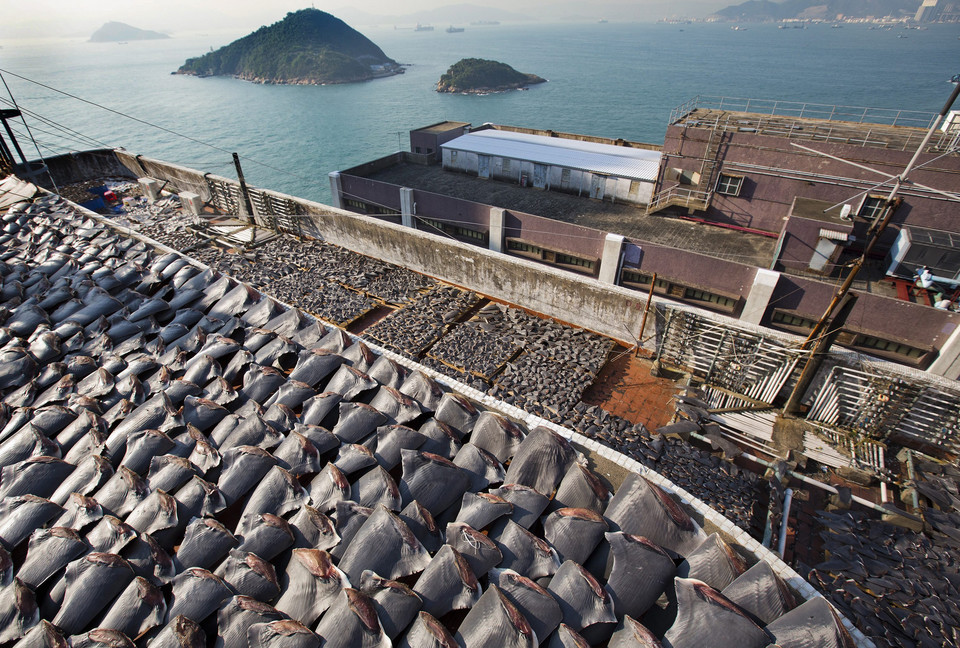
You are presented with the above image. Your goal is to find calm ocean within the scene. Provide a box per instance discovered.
[3,21,959,203]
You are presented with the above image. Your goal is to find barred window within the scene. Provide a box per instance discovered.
[855,334,925,359]
[858,195,886,220]
[716,174,744,196]
[772,311,817,330]
[556,253,595,270]
[683,288,737,309]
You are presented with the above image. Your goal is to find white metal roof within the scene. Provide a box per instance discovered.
[441,129,662,181]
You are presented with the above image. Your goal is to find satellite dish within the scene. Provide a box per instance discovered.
[840,204,852,221]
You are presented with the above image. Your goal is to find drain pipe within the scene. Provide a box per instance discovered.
[777,488,794,558]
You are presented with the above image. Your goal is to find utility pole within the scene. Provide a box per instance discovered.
[784,292,858,415]
[783,82,960,414]
[798,81,960,351]
[233,152,256,221]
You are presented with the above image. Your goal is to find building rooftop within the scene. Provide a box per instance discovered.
[413,120,471,135]
[364,161,779,266]
[443,129,662,181]
[671,96,952,155]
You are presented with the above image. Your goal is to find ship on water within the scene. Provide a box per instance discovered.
[446,25,465,33]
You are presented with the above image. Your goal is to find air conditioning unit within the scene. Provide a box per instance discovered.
[940,110,960,134]
[886,225,960,280]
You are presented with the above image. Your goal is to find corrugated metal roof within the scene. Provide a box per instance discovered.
[441,129,662,181]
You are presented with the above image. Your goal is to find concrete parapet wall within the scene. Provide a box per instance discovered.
[40,150,960,377]
[115,151,216,204]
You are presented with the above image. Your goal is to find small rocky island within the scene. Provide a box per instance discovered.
[89,22,169,42]
[436,58,546,94]
[175,9,402,85]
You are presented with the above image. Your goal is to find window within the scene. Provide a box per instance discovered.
[683,288,737,310]
[344,199,368,212]
[772,311,817,330]
[419,218,487,244]
[854,334,926,360]
[507,239,540,255]
[556,253,596,273]
[716,174,744,196]
[858,195,886,220]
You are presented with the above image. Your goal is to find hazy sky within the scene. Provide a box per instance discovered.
[2,0,722,39]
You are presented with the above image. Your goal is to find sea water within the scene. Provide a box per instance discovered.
[2,21,958,203]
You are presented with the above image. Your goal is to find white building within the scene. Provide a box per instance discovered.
[440,128,662,206]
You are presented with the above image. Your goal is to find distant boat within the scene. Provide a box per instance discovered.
[598,19,608,23]
[470,20,500,25]
[950,74,960,84]
[730,25,747,31]
[415,23,434,31]
[446,26,465,33]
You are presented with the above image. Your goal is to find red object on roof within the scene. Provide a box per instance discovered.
[103,190,118,202]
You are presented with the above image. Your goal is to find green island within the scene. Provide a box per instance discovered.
[175,9,402,85]
[436,58,546,94]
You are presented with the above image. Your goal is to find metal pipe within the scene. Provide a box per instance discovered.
[905,449,920,511]
[636,274,657,357]
[777,488,794,558]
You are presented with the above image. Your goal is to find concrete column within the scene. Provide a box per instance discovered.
[328,172,344,210]
[489,207,505,253]
[179,191,203,217]
[598,233,624,285]
[139,178,161,204]
[400,187,415,229]
[928,322,960,380]
[741,268,781,325]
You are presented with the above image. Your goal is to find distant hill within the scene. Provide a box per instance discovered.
[89,22,169,42]
[437,58,546,93]
[709,0,918,20]
[175,9,402,85]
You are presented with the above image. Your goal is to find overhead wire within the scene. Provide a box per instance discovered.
[0,70,58,192]
[0,67,318,187]
[0,97,113,150]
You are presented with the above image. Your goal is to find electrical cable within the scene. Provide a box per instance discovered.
[0,67,317,186]
[0,70,58,192]
[0,97,113,150]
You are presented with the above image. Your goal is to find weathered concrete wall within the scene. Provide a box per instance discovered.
[769,274,958,353]
[115,151,217,204]
[411,189,490,230]
[54,149,959,369]
[505,210,607,260]
[310,205,655,343]
[42,149,136,189]
[632,240,756,299]
[341,153,405,178]
[339,174,403,213]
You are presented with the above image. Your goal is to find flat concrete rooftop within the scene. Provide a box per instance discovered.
[364,162,779,266]
[679,107,945,154]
